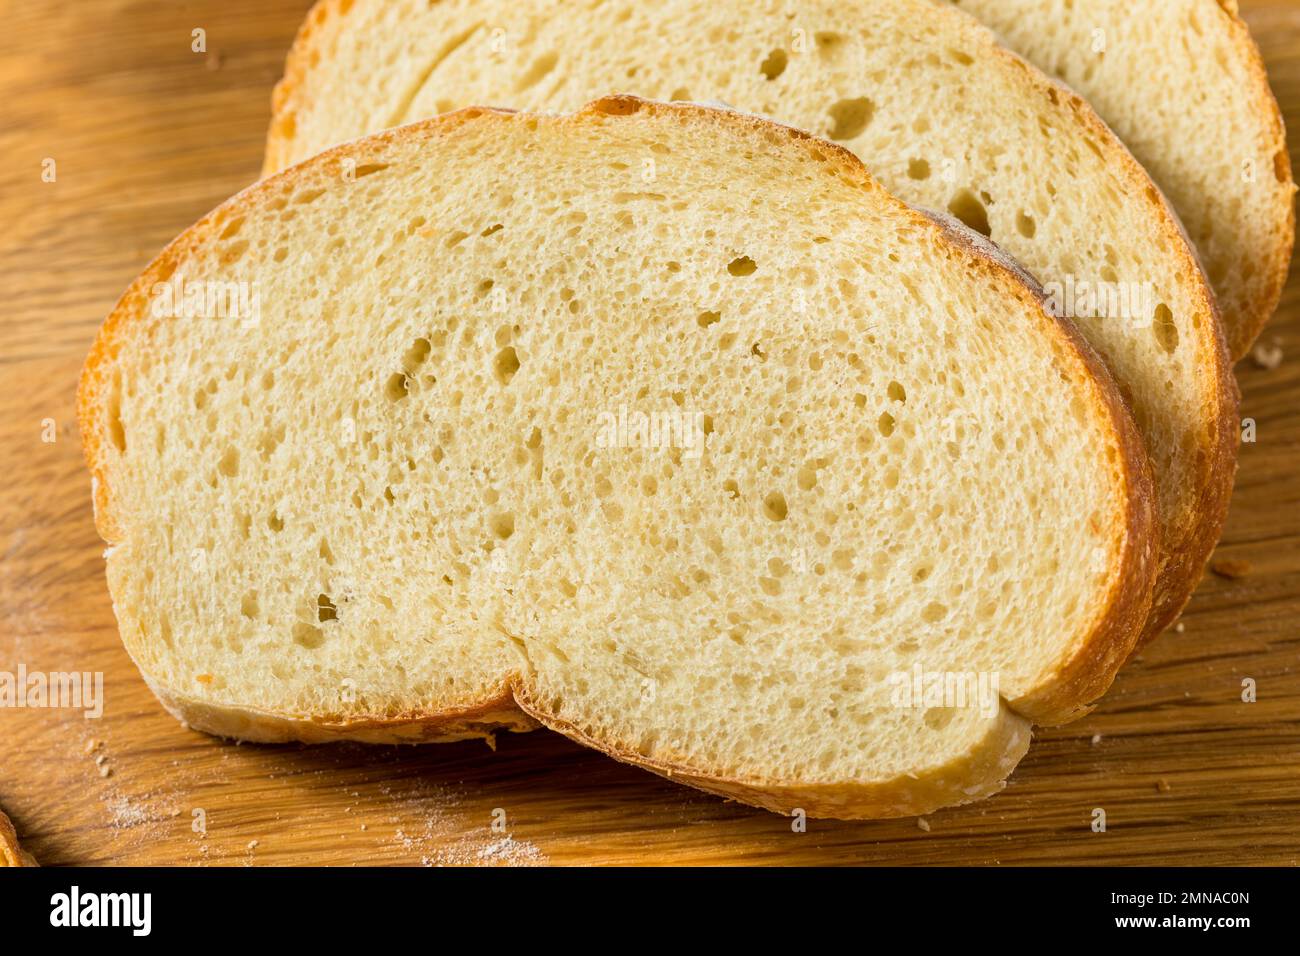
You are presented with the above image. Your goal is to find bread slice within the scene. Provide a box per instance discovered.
[0,808,37,867]
[81,97,1157,819]
[951,0,1296,361]
[262,0,1237,646]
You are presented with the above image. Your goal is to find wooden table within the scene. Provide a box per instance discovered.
[2,0,1298,866]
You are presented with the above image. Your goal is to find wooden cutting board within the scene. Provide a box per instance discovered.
[2,0,1298,867]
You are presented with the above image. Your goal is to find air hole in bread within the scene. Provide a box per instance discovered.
[385,372,410,401]
[107,376,127,452]
[907,158,931,180]
[948,188,992,237]
[490,512,515,539]
[317,594,338,622]
[292,621,325,649]
[814,31,845,58]
[219,239,250,265]
[727,256,757,276]
[760,48,788,80]
[827,97,875,140]
[219,217,245,240]
[268,512,284,533]
[921,601,947,623]
[877,412,895,437]
[762,491,788,521]
[217,447,239,478]
[697,310,721,328]
[515,51,558,92]
[722,479,740,500]
[403,337,432,370]
[240,592,260,619]
[924,707,956,731]
[887,380,906,403]
[351,162,390,179]
[1152,303,1179,354]
[1015,210,1036,239]
[494,346,521,384]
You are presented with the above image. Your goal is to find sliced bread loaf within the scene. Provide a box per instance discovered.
[951,0,1295,361]
[81,98,1157,818]
[263,0,1237,644]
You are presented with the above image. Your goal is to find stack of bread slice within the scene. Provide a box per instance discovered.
[79,0,1292,818]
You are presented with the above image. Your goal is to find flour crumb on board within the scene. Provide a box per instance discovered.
[107,795,151,829]
[377,778,546,866]
[476,834,544,864]
[1250,337,1283,371]
[1210,558,1252,580]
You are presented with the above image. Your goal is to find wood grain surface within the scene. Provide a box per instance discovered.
[2,0,1298,867]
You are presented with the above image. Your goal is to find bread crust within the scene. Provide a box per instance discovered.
[512,683,1034,819]
[0,808,37,867]
[1208,0,1297,359]
[958,13,1239,648]
[82,95,1159,817]
[145,676,539,744]
[955,0,1294,361]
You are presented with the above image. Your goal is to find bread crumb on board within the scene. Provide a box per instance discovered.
[1210,558,1252,580]
[917,817,931,832]
[377,779,547,866]
[1250,337,1283,370]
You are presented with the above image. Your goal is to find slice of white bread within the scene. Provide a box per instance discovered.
[262,0,1237,645]
[80,98,1158,818]
[951,0,1296,361]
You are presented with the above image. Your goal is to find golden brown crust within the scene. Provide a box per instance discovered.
[1200,0,1295,359]
[263,0,353,178]
[917,209,1158,724]
[0,808,37,867]
[82,95,1159,817]
[148,677,539,745]
[511,683,1034,819]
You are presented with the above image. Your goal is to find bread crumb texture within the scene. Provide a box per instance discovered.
[84,100,1148,817]
[268,0,1235,649]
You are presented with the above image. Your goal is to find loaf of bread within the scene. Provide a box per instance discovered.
[951,0,1295,361]
[263,0,1238,646]
[80,98,1157,818]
